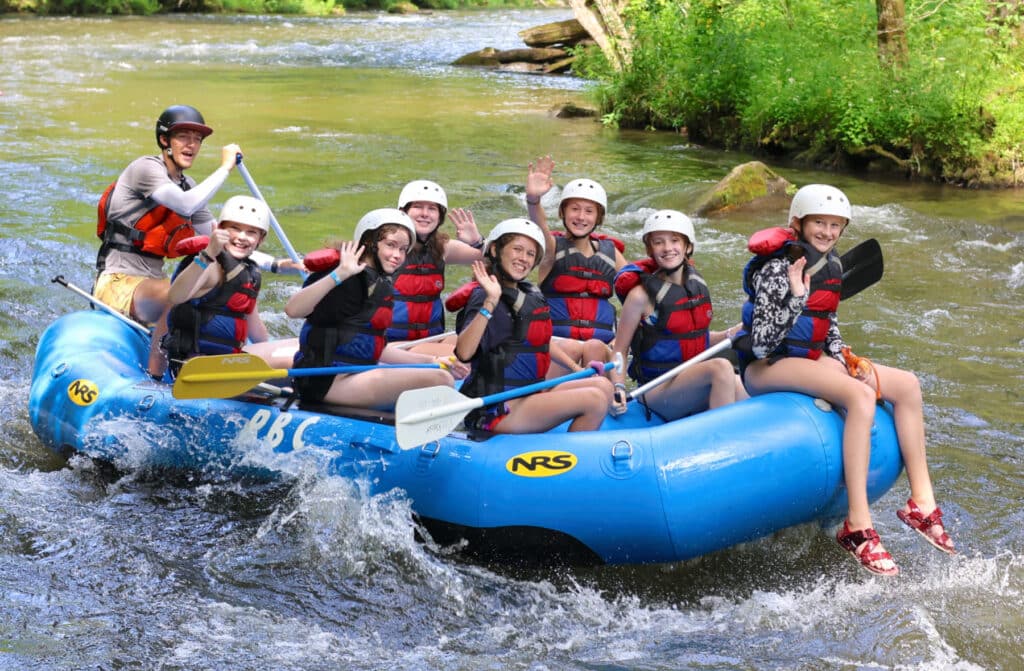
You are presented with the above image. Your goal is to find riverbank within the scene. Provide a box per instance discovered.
[573,2,1024,189]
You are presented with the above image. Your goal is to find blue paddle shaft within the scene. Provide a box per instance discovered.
[290,363,441,377]
[476,361,617,406]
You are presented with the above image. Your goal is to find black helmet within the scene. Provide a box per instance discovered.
[155,105,213,149]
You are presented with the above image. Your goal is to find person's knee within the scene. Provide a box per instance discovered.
[848,380,878,414]
[582,386,610,413]
[583,339,610,360]
[432,370,455,387]
[132,280,170,323]
[710,358,735,384]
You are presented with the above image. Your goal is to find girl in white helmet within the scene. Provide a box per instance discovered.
[447,218,614,434]
[609,210,746,419]
[740,184,955,576]
[384,179,485,356]
[524,156,628,377]
[163,195,273,376]
[284,208,458,410]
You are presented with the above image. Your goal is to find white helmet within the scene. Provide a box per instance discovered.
[354,208,416,245]
[559,178,607,213]
[642,210,696,250]
[398,180,448,210]
[483,218,546,263]
[788,184,851,223]
[219,195,270,233]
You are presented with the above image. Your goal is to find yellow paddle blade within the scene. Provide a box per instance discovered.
[172,354,288,400]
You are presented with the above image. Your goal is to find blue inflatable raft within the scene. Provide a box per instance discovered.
[29,310,904,566]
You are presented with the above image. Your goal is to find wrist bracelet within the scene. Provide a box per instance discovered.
[329,270,342,286]
[526,196,540,205]
[613,382,627,390]
[192,256,209,270]
[470,238,485,250]
[478,307,493,320]
[270,260,279,273]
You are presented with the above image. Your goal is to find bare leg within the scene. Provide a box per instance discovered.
[322,368,454,410]
[581,338,612,365]
[244,337,300,369]
[643,358,738,420]
[497,377,614,433]
[399,342,457,358]
[744,356,896,572]
[872,362,952,549]
[547,338,585,378]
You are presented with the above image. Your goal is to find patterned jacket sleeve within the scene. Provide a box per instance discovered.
[749,258,808,359]
[825,313,847,362]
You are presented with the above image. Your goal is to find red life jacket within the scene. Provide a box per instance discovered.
[96,180,195,269]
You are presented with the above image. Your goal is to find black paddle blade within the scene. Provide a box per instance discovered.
[840,238,883,300]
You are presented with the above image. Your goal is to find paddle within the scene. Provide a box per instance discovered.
[629,337,734,400]
[172,353,444,400]
[235,154,307,278]
[628,238,884,401]
[53,275,150,337]
[840,238,883,300]
[394,361,618,450]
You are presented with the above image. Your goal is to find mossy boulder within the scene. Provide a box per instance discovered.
[387,2,419,14]
[694,161,795,217]
[550,102,597,118]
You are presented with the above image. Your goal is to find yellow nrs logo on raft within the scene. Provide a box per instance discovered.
[67,379,99,406]
[505,450,577,478]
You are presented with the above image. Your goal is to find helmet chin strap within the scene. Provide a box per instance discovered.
[660,261,686,276]
[163,143,190,188]
[488,247,516,284]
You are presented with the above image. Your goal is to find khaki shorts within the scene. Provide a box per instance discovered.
[93,273,146,319]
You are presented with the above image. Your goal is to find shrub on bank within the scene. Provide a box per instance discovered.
[576,0,1024,186]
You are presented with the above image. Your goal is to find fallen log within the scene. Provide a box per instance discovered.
[518,19,590,48]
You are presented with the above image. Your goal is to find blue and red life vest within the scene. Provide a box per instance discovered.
[739,227,842,363]
[446,280,552,398]
[294,266,394,368]
[164,253,261,366]
[539,232,622,343]
[388,245,446,340]
[614,257,713,383]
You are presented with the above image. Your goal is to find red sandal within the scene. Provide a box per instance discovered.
[836,520,899,576]
[897,498,956,555]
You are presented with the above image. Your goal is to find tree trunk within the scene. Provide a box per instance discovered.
[567,0,633,72]
[876,0,909,68]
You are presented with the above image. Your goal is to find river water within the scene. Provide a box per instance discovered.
[1,10,1023,670]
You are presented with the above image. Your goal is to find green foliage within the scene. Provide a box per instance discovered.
[592,0,1024,182]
